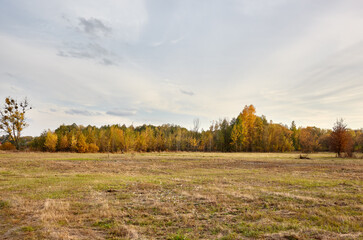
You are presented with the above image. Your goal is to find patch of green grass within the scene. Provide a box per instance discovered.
[0,200,10,209]
[93,219,115,229]
[237,221,297,237]
[53,158,102,161]
[21,226,35,232]
[168,233,191,240]
[218,233,238,240]
[0,170,14,176]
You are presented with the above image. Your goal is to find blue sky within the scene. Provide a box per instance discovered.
[0,0,363,136]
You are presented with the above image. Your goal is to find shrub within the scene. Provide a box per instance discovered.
[0,142,16,150]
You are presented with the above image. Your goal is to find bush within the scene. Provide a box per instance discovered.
[0,142,16,150]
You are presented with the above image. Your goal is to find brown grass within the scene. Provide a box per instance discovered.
[0,151,362,239]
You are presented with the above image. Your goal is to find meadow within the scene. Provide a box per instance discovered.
[0,152,362,240]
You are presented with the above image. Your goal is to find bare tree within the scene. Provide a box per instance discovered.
[193,118,200,133]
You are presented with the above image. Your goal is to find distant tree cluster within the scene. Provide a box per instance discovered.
[24,105,363,156]
[0,96,361,156]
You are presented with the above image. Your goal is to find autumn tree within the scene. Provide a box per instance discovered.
[330,119,353,157]
[356,130,363,152]
[252,116,267,152]
[266,123,293,152]
[76,132,88,153]
[68,133,78,152]
[109,126,125,152]
[0,141,16,150]
[231,105,256,151]
[58,134,69,151]
[299,127,320,153]
[0,97,31,149]
[88,143,99,153]
[155,129,166,151]
[44,130,58,152]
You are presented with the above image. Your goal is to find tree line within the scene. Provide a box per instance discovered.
[22,105,362,156]
[0,98,362,156]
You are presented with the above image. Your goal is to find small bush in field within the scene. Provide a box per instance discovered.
[0,142,16,150]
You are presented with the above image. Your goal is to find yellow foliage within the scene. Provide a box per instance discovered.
[88,143,99,153]
[76,133,88,153]
[44,131,58,152]
[58,135,69,151]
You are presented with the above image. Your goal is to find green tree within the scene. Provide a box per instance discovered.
[0,97,31,149]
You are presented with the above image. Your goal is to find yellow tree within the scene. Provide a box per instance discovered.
[68,133,78,152]
[189,137,198,151]
[44,130,58,152]
[155,129,166,151]
[88,143,99,153]
[231,105,257,151]
[124,127,135,152]
[265,123,293,152]
[110,126,125,152]
[58,134,69,151]
[0,97,32,149]
[76,132,88,153]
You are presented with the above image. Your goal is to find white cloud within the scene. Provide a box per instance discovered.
[1,0,363,135]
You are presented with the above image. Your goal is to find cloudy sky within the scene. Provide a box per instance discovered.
[1,0,363,136]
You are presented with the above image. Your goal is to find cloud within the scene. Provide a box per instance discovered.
[65,109,101,116]
[58,42,117,65]
[78,17,111,36]
[151,40,165,47]
[170,36,185,44]
[102,58,114,66]
[1,0,363,134]
[180,89,194,96]
[106,110,136,117]
[58,42,110,58]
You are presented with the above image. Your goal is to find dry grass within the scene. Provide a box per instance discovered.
[0,151,362,239]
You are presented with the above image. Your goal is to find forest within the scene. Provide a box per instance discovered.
[14,105,360,155]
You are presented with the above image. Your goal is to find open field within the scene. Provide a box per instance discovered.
[0,152,362,240]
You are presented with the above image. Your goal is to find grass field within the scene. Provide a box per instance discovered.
[0,152,362,240]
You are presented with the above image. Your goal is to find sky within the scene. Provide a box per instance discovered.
[0,0,363,136]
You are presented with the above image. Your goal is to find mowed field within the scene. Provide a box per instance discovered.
[0,152,362,240]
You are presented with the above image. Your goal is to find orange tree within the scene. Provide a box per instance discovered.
[330,119,353,157]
